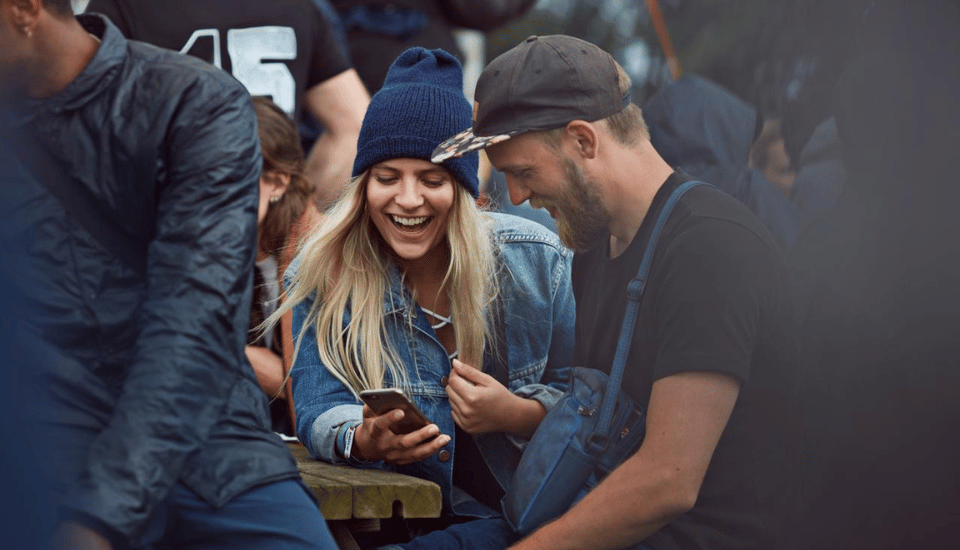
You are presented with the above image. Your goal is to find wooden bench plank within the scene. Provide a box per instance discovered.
[288,442,442,520]
[288,442,314,463]
[299,470,353,520]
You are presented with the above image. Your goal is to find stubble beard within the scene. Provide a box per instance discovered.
[544,159,610,252]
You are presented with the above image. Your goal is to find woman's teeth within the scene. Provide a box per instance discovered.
[392,215,429,228]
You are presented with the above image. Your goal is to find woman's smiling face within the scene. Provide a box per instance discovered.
[366,158,456,266]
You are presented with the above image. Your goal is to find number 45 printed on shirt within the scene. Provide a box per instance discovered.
[181,26,297,115]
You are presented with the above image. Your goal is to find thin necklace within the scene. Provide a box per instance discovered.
[420,306,458,360]
[419,306,452,330]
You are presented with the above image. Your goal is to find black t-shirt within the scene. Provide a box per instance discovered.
[453,426,505,512]
[572,172,800,549]
[331,0,464,93]
[86,0,351,120]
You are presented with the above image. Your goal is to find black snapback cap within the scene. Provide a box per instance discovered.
[432,35,629,163]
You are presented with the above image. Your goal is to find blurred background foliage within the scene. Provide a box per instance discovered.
[488,0,874,123]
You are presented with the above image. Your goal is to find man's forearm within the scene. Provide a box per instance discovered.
[304,132,356,210]
[50,521,114,550]
[506,445,690,550]
[509,372,741,550]
[300,69,368,209]
[509,498,666,550]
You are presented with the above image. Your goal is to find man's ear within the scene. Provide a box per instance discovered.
[8,0,41,28]
[565,120,599,160]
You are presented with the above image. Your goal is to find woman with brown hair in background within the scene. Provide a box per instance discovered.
[248,96,323,435]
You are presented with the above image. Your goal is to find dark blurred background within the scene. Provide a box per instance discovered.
[489,0,870,107]
[488,0,871,154]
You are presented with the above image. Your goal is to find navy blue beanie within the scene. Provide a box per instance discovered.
[352,47,480,197]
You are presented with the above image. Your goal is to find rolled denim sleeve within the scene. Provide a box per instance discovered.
[289,292,384,467]
[513,382,564,410]
[313,404,363,464]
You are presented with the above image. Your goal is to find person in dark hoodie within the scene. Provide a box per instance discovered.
[785,116,846,228]
[642,75,803,248]
[785,1,960,548]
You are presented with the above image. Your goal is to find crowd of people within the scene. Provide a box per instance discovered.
[1,0,958,549]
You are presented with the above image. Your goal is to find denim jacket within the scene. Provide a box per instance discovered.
[288,213,574,516]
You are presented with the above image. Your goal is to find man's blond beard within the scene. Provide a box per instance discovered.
[533,159,609,251]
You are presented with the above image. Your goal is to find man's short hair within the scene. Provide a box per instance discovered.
[537,62,649,150]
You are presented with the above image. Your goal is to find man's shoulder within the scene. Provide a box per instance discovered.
[80,11,242,101]
[674,183,782,254]
[123,39,247,101]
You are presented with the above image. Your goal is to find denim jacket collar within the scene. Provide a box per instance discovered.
[382,262,410,316]
[380,262,447,353]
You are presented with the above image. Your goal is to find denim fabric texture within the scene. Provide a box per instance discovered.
[288,212,575,516]
[375,526,656,550]
[375,517,519,550]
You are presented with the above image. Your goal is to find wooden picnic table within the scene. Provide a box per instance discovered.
[287,442,442,550]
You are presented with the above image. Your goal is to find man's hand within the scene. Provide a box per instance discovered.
[445,359,546,437]
[352,405,450,465]
[49,522,113,550]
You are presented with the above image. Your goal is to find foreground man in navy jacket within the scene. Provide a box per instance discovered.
[0,1,336,548]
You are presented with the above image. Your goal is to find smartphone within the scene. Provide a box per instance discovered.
[359,388,432,435]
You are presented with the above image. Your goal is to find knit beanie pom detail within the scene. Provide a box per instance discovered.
[353,48,479,197]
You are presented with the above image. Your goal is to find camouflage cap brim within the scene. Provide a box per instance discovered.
[431,127,519,163]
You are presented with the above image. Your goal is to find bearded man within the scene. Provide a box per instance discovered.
[434,35,800,550]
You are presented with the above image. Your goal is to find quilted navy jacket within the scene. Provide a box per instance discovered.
[0,14,299,544]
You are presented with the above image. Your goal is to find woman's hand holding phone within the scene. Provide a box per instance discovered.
[352,405,451,465]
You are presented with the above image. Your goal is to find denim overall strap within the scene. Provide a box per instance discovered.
[589,180,708,452]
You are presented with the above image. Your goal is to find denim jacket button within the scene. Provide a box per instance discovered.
[440,376,449,387]
[438,449,451,462]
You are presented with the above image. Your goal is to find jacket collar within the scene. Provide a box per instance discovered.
[383,263,411,315]
[12,14,125,126]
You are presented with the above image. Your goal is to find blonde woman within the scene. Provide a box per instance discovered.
[276,48,574,549]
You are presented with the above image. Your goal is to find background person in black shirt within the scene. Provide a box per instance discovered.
[85,0,370,208]
[434,35,799,550]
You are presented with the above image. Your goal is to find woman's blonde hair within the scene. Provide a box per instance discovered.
[271,171,498,398]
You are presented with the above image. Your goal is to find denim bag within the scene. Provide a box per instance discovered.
[503,180,708,535]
